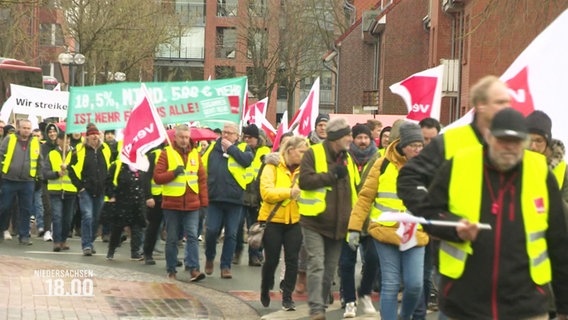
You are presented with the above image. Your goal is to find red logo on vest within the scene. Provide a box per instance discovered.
[504,66,535,116]
[533,197,545,214]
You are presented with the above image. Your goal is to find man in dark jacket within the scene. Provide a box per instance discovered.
[202,122,253,279]
[418,108,568,320]
[153,125,208,281]
[0,119,41,244]
[68,123,111,256]
[298,117,358,320]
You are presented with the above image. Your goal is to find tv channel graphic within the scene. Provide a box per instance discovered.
[33,269,95,297]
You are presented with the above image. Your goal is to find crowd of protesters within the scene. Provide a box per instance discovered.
[1,75,568,320]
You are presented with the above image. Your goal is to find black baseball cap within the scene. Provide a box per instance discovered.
[490,108,528,140]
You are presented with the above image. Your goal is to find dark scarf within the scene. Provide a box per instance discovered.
[349,142,377,171]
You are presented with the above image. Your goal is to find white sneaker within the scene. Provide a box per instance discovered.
[343,301,357,318]
[4,230,12,240]
[358,294,377,314]
[43,230,53,242]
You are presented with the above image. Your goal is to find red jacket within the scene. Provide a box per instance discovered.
[153,144,209,211]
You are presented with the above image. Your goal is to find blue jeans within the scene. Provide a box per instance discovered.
[339,240,358,303]
[50,194,76,244]
[33,188,44,230]
[374,240,424,320]
[78,191,104,250]
[163,209,200,273]
[205,202,243,269]
[0,180,34,240]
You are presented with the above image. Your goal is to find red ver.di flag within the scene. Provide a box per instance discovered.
[389,65,444,122]
[120,84,168,171]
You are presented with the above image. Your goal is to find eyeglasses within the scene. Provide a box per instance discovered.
[222,130,237,136]
[406,143,424,150]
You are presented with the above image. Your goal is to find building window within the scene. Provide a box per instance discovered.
[216,27,236,59]
[39,23,64,46]
[215,66,236,79]
[247,28,267,60]
[217,0,238,17]
[176,1,206,25]
[248,0,266,16]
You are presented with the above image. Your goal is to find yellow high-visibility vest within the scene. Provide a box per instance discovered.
[2,135,40,177]
[298,143,358,216]
[245,145,271,184]
[71,143,111,180]
[47,148,77,192]
[202,141,249,189]
[150,149,163,196]
[370,162,410,222]
[162,146,200,196]
[441,146,551,284]
[443,125,480,160]
[553,160,566,189]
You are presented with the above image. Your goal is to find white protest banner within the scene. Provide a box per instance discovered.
[446,9,568,146]
[0,84,69,122]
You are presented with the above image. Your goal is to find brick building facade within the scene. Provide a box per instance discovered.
[333,0,568,125]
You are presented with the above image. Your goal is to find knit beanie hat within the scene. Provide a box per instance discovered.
[86,123,99,136]
[398,122,424,148]
[526,110,552,146]
[352,123,372,139]
[4,124,15,134]
[315,113,330,126]
[242,124,260,139]
[45,123,60,137]
[326,118,351,141]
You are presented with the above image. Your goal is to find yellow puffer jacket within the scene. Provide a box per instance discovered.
[348,139,428,245]
[258,153,300,224]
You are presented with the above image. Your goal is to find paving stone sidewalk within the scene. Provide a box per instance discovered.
[0,256,259,319]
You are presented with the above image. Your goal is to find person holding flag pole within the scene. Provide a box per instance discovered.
[42,130,76,252]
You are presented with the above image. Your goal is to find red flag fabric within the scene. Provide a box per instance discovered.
[120,84,168,171]
[272,110,288,151]
[389,65,444,122]
[291,78,320,137]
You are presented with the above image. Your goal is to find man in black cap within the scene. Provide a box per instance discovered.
[417,108,568,320]
[307,113,329,145]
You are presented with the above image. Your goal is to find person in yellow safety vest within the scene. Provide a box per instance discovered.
[0,119,40,245]
[201,121,253,279]
[142,145,166,266]
[42,131,77,252]
[153,124,209,281]
[297,118,359,320]
[348,122,429,320]
[68,123,111,256]
[417,108,568,320]
[104,159,150,262]
[234,124,271,267]
[397,76,513,316]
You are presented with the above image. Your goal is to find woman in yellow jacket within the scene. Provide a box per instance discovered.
[347,122,429,320]
[258,136,308,311]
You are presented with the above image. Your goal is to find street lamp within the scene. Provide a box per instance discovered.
[58,52,86,88]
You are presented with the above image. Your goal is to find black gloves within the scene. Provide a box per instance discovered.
[333,164,348,179]
[173,166,185,177]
